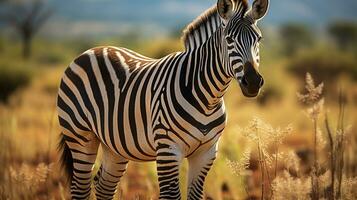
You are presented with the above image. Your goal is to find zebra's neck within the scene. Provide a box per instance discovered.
[182,6,221,50]
[181,26,233,111]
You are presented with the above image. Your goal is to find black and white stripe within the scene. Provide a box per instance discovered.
[57,0,269,199]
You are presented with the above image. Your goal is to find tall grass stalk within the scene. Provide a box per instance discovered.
[325,114,335,200]
[257,140,266,200]
[297,73,324,200]
[228,118,292,199]
[325,89,348,200]
[312,117,320,200]
[298,74,356,200]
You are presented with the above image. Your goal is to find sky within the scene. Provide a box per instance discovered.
[3,0,357,38]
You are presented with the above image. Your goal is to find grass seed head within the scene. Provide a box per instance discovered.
[227,146,251,176]
[297,73,324,104]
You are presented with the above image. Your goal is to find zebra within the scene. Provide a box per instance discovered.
[57,0,269,199]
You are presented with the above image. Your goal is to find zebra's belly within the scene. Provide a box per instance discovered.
[94,113,226,162]
[92,118,156,161]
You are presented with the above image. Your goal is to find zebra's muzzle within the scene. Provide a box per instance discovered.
[238,62,264,97]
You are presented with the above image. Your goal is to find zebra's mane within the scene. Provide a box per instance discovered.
[181,1,249,50]
[181,6,221,49]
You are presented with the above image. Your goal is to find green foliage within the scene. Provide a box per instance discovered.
[32,41,74,65]
[0,35,3,53]
[0,62,32,102]
[328,21,357,51]
[280,23,314,56]
[70,40,98,54]
[288,48,357,83]
[140,39,183,58]
[35,52,66,65]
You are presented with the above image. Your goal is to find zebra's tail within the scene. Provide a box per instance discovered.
[58,133,73,184]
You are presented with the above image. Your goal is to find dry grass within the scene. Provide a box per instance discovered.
[1,69,356,200]
[227,73,357,200]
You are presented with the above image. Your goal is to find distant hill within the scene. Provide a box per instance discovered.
[42,0,357,38]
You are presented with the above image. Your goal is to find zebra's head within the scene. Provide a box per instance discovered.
[217,0,269,97]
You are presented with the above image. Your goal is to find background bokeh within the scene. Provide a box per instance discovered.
[0,0,356,199]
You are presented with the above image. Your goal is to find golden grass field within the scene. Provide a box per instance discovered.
[0,32,356,200]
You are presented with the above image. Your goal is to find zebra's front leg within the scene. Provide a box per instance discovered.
[187,143,217,200]
[156,141,183,200]
[94,145,128,200]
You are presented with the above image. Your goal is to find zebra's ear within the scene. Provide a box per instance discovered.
[217,0,235,22]
[249,0,269,21]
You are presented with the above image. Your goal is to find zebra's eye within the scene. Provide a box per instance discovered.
[226,36,234,44]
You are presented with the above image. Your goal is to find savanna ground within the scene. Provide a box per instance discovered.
[0,18,357,199]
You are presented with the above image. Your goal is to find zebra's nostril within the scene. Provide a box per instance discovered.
[259,77,264,87]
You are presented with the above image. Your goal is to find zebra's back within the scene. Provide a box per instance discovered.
[58,46,165,161]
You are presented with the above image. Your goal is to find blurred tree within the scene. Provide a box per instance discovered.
[280,23,314,56]
[0,0,52,59]
[328,21,357,51]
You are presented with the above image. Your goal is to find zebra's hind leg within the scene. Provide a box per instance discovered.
[94,145,128,200]
[187,143,217,200]
[59,129,100,200]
